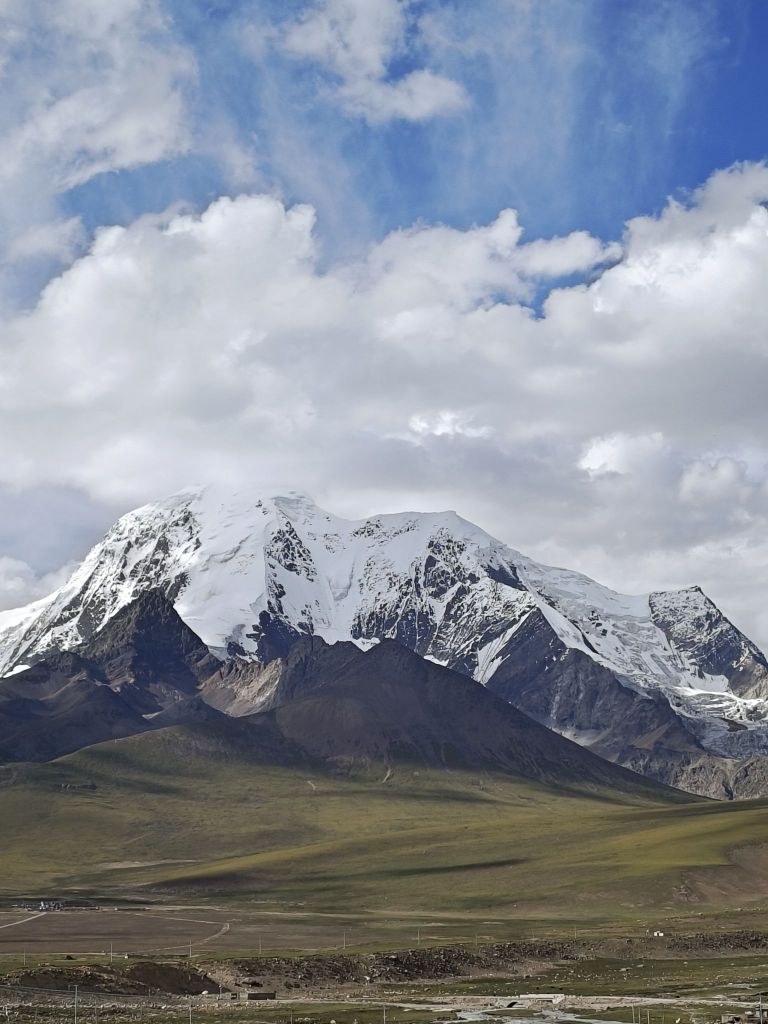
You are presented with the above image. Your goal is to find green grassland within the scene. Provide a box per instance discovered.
[2,724,768,931]
[408,953,768,998]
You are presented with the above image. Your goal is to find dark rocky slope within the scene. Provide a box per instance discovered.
[0,594,682,802]
[0,592,222,762]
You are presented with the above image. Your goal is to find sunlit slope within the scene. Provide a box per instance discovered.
[2,724,768,922]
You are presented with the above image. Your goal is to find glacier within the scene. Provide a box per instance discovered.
[1,485,767,765]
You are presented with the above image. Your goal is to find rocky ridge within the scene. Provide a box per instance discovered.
[1,487,767,796]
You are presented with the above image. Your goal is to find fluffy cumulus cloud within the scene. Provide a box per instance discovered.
[282,0,468,121]
[2,161,768,643]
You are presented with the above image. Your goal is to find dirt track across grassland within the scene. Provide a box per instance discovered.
[0,907,411,956]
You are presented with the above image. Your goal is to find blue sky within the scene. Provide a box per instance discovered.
[3,0,768,648]
[49,0,768,263]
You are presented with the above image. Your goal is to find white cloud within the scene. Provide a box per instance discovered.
[363,209,615,315]
[0,0,195,299]
[5,218,85,264]
[408,411,492,440]
[283,0,468,122]
[342,67,468,122]
[0,556,73,612]
[2,163,768,647]
[679,457,754,506]
[579,433,667,477]
[517,232,622,278]
[1,0,194,185]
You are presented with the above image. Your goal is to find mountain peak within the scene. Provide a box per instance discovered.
[1,485,767,795]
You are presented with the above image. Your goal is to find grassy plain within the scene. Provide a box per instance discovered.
[412,954,768,998]
[2,724,768,943]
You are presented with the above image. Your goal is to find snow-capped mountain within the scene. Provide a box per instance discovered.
[1,487,767,794]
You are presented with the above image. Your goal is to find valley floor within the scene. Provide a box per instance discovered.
[4,726,768,1024]
[3,728,768,924]
[3,936,768,1024]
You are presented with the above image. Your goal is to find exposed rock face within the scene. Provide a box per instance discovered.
[0,592,224,762]
[80,589,220,714]
[1,488,767,796]
[485,610,700,758]
[0,594,680,802]
[650,588,768,701]
[252,636,679,797]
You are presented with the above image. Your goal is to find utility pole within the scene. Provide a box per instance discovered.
[109,943,113,965]
[73,984,78,1024]
[343,930,346,950]
[417,929,420,946]
[189,940,193,959]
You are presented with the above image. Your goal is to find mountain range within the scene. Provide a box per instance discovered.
[0,588,667,801]
[1,487,768,798]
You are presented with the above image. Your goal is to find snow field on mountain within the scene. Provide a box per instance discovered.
[1,485,767,758]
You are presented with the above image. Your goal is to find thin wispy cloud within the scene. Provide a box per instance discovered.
[0,0,195,306]
[282,0,468,122]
